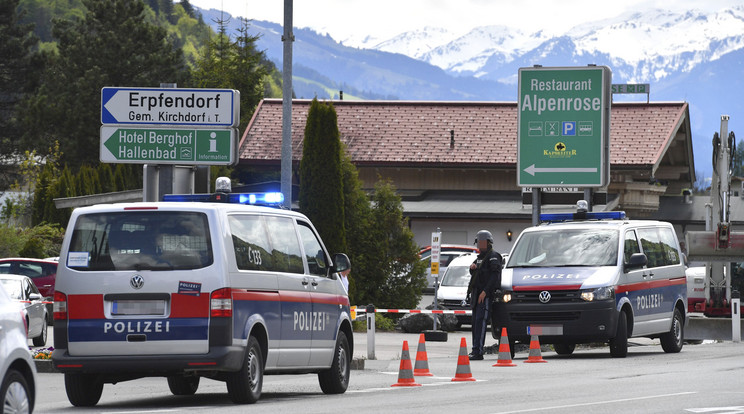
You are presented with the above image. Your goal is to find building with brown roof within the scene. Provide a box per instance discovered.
[239,99,694,252]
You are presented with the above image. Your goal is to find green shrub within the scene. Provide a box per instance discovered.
[351,314,396,332]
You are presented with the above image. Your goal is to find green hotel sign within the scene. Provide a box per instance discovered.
[100,126,236,165]
[517,66,611,187]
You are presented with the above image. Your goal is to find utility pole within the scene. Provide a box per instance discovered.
[281,0,294,209]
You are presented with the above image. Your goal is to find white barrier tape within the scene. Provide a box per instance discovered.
[354,308,472,315]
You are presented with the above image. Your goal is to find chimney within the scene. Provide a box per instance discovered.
[450,129,455,148]
[339,90,343,100]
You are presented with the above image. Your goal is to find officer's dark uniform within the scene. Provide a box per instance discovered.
[467,233,502,360]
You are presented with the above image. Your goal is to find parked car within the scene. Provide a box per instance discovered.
[419,244,479,259]
[0,258,57,322]
[0,274,49,346]
[435,253,478,326]
[419,245,479,292]
[0,282,37,413]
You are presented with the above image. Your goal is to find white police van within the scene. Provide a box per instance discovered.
[52,179,352,406]
[492,204,687,357]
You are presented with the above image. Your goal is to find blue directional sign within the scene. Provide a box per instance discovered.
[101,87,239,127]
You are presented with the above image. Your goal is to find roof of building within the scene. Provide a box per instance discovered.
[239,99,692,172]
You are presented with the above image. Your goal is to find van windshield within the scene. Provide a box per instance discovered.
[67,211,213,271]
[507,229,618,268]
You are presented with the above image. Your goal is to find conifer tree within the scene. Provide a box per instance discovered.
[19,0,188,167]
[299,98,346,256]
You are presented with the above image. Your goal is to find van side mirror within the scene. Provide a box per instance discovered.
[624,253,647,272]
[332,253,350,273]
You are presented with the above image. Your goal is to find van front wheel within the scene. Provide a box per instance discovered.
[167,375,200,395]
[318,331,350,394]
[609,311,628,358]
[660,308,684,353]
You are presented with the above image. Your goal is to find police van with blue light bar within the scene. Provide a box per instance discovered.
[52,178,353,406]
[492,201,687,358]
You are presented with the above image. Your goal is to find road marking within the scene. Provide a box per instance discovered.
[492,391,697,413]
[347,378,487,393]
[686,407,744,413]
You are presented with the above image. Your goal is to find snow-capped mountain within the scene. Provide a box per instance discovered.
[349,6,744,84]
[196,5,744,178]
[374,26,457,59]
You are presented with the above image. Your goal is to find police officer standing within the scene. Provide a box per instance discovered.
[467,230,502,360]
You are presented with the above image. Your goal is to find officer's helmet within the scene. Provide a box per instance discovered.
[474,230,494,244]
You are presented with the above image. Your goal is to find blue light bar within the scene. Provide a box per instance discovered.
[235,192,284,205]
[163,192,284,207]
[163,194,211,202]
[540,211,626,223]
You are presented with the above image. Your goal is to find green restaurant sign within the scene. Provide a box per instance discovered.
[100,126,236,165]
[517,66,611,187]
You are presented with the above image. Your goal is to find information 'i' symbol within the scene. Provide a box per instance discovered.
[209,132,218,152]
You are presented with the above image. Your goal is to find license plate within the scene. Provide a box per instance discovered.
[528,325,563,335]
[112,300,166,316]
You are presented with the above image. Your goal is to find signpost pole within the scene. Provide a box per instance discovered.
[281,0,294,209]
[584,188,593,212]
[532,188,541,226]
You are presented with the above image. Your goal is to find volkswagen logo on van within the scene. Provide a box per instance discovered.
[130,274,144,290]
[538,291,551,303]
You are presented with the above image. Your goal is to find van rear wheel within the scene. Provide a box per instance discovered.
[660,308,684,353]
[167,375,200,395]
[65,373,103,407]
[318,331,350,394]
[226,336,263,404]
[610,311,628,358]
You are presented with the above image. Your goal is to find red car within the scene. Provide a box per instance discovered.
[0,258,57,322]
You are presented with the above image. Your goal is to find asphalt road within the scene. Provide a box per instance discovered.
[31,328,744,413]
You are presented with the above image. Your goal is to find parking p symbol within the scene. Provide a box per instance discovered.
[562,121,576,136]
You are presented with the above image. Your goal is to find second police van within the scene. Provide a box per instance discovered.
[492,202,687,357]
[52,178,353,406]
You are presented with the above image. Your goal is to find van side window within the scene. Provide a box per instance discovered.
[624,230,641,264]
[637,227,679,268]
[264,216,304,274]
[297,222,328,277]
[658,227,681,265]
[229,215,273,271]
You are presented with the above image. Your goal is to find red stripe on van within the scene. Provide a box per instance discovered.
[312,292,350,306]
[617,276,686,294]
[230,289,349,306]
[513,284,582,291]
[68,294,105,319]
[278,290,312,303]
[231,290,280,302]
[170,293,210,318]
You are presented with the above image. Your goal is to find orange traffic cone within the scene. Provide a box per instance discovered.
[392,340,422,387]
[451,337,477,382]
[413,333,434,376]
[524,335,547,363]
[493,327,517,367]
